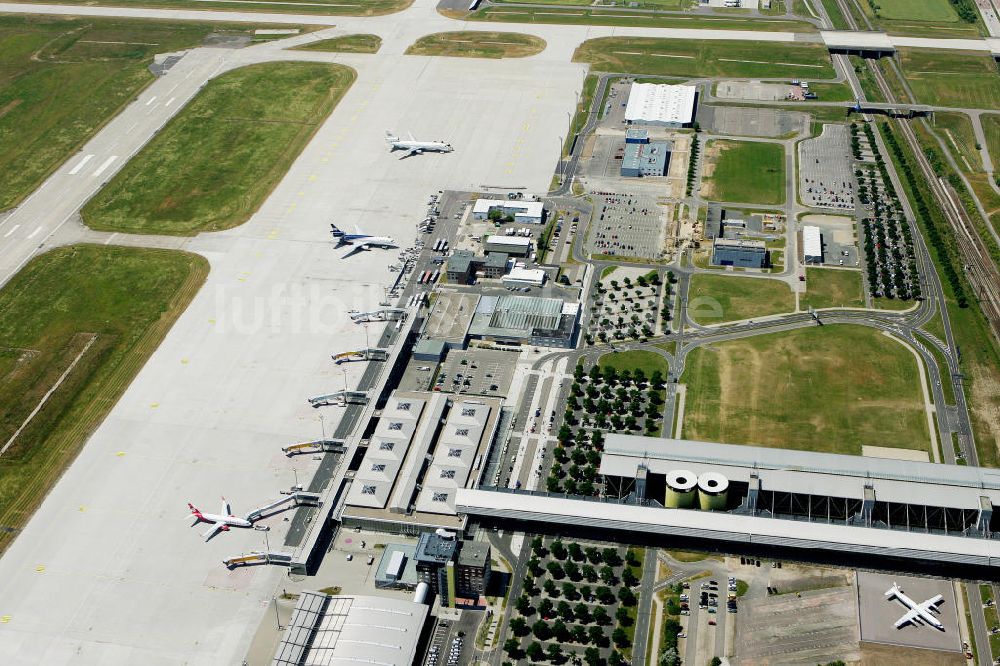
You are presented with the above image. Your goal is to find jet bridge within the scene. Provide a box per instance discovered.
[282,438,347,456]
[245,491,321,522]
[222,550,293,569]
[351,308,407,323]
[332,348,389,364]
[307,390,370,407]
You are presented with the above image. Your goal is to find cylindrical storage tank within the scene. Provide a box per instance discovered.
[697,472,729,511]
[664,469,698,508]
[414,581,430,605]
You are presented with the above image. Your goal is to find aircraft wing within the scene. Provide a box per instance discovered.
[894,608,920,628]
[399,148,421,160]
[341,244,369,259]
[202,522,224,542]
[920,595,944,611]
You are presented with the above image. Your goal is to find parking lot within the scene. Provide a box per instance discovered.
[586,192,666,260]
[798,124,855,211]
[437,348,518,398]
[700,104,807,138]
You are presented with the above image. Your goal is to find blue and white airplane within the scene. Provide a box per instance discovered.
[330,224,397,258]
[385,131,453,159]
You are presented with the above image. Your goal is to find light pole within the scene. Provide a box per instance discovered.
[319,413,326,440]
[272,596,281,630]
[557,136,563,185]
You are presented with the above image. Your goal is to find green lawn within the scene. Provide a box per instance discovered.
[681,325,930,454]
[0,15,281,212]
[933,112,983,171]
[406,32,545,58]
[701,140,785,205]
[13,0,410,15]
[687,274,793,324]
[983,114,1000,173]
[82,62,354,235]
[875,0,958,22]
[897,48,1000,110]
[572,38,833,79]
[800,268,864,309]
[471,7,817,31]
[293,34,382,53]
[598,350,670,376]
[0,245,207,554]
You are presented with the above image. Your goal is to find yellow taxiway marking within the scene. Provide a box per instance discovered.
[35,565,45,573]
[116,452,126,457]
[149,402,159,409]
[1,615,11,624]
[208,318,216,325]
[180,358,189,365]
[78,506,87,512]
[308,175,317,181]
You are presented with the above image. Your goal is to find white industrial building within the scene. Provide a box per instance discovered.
[501,266,546,287]
[472,198,544,224]
[624,83,697,128]
[273,591,429,666]
[484,234,533,257]
[802,225,823,263]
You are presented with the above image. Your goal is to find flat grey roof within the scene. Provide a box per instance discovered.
[599,434,1000,510]
[456,488,1000,567]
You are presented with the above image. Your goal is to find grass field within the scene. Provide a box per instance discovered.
[800,268,864,309]
[572,38,833,79]
[681,325,930,454]
[471,8,817,33]
[14,0,411,15]
[82,62,354,235]
[406,32,545,58]
[897,48,1000,110]
[598,349,670,376]
[687,274,793,324]
[933,112,983,171]
[0,15,285,212]
[0,245,207,554]
[701,140,785,205]
[983,114,1000,173]
[293,34,382,53]
[875,0,958,22]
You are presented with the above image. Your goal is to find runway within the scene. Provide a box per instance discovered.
[0,18,583,663]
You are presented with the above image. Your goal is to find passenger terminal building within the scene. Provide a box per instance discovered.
[457,435,1000,577]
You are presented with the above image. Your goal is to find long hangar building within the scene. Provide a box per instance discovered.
[457,435,1000,578]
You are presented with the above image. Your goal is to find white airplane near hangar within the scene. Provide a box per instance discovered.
[330,224,398,258]
[886,582,946,631]
[385,130,453,158]
[187,498,252,541]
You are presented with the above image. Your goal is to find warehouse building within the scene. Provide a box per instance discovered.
[712,238,767,268]
[469,294,579,348]
[624,83,697,128]
[484,234,533,257]
[802,225,823,263]
[273,592,428,666]
[501,266,546,288]
[621,140,671,178]
[472,198,545,224]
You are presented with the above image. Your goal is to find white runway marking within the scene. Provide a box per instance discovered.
[68,154,94,175]
[92,156,118,177]
[26,226,42,240]
[165,97,176,107]
[145,96,157,106]
[3,224,19,238]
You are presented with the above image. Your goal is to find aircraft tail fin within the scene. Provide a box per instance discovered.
[330,224,344,237]
[385,130,398,142]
